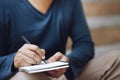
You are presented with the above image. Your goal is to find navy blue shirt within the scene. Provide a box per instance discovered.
[0,0,94,80]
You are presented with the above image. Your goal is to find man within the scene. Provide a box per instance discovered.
[0,0,94,80]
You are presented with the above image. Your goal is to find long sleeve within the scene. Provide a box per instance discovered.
[0,10,17,80]
[67,0,94,77]
[0,54,16,80]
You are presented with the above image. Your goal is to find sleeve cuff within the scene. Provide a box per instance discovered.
[8,53,18,77]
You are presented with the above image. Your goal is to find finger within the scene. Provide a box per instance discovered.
[60,56,69,62]
[47,70,64,78]
[39,49,46,59]
[23,44,45,58]
[14,54,32,68]
[21,60,32,67]
[21,53,37,65]
[48,52,63,62]
[46,70,58,77]
[18,49,41,64]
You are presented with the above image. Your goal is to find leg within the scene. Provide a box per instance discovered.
[10,72,51,80]
[10,72,67,80]
[77,50,120,80]
[48,75,67,80]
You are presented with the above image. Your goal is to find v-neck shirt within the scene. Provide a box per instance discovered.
[0,0,94,80]
[24,0,55,17]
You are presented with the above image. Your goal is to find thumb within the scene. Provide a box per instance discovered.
[48,52,63,63]
[60,56,69,62]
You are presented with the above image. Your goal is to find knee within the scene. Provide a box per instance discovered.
[104,50,120,59]
[10,72,50,80]
[10,72,30,80]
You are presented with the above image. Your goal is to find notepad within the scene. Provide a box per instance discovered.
[19,61,69,73]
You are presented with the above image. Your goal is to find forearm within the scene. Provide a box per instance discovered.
[67,42,94,77]
[0,53,17,80]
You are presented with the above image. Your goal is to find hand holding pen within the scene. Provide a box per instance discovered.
[14,36,46,69]
[22,36,47,64]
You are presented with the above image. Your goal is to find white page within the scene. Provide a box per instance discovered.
[19,61,69,73]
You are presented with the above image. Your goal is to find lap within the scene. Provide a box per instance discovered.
[10,72,50,80]
[10,72,67,80]
[10,51,120,80]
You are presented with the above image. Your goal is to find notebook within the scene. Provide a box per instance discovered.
[19,61,69,73]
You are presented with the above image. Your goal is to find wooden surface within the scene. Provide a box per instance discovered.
[66,27,120,50]
[91,27,120,46]
[82,2,120,17]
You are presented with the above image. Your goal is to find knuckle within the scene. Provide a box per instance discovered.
[34,45,39,50]
[41,49,45,53]
[56,52,62,55]
[24,43,29,47]
[55,52,63,57]
[54,56,58,60]
[18,48,22,52]
[18,48,25,54]
[32,53,37,58]
[17,53,21,57]
[18,51,24,57]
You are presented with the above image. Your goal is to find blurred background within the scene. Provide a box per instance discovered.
[66,0,120,56]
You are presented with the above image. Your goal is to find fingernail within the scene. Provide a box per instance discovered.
[42,56,45,59]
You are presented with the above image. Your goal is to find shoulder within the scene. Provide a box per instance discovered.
[55,0,81,10]
[55,0,73,6]
[60,0,80,4]
[0,0,19,11]
[0,0,18,27]
[0,0,16,18]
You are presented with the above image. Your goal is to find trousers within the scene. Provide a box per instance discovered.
[77,50,120,80]
[10,72,67,80]
[10,50,120,80]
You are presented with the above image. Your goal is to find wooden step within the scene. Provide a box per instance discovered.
[91,27,120,46]
[66,27,120,50]
[82,2,120,17]
[82,0,120,3]
[86,16,120,29]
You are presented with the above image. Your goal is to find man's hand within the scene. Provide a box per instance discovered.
[46,52,69,78]
[14,44,45,68]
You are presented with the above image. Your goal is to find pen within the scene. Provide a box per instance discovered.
[22,36,47,64]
